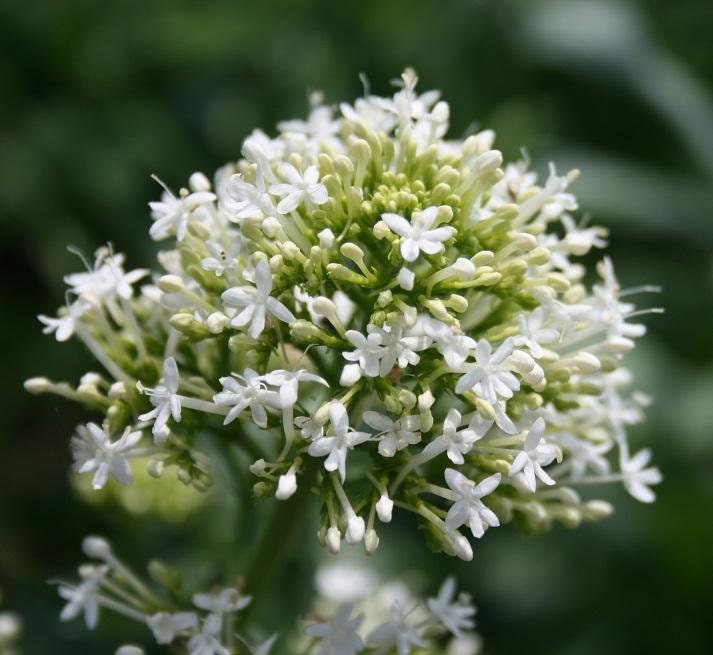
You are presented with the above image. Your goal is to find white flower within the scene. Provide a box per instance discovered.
[508,418,558,492]
[138,357,182,440]
[213,369,281,427]
[304,602,365,655]
[149,186,216,241]
[201,236,243,276]
[261,368,329,409]
[269,163,328,214]
[619,444,662,503]
[73,423,142,490]
[58,565,108,629]
[426,577,476,637]
[455,338,519,404]
[38,300,91,342]
[193,588,252,615]
[555,433,611,480]
[222,167,274,220]
[187,614,229,655]
[65,251,148,305]
[307,402,370,481]
[342,329,387,379]
[381,207,455,262]
[422,409,479,465]
[148,612,198,645]
[222,260,295,339]
[278,105,342,151]
[367,601,425,655]
[444,469,501,538]
[424,319,476,368]
[513,308,559,359]
[363,411,421,458]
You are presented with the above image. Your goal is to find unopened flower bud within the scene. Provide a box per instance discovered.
[24,377,52,394]
[158,275,185,293]
[275,467,298,501]
[82,535,112,560]
[318,228,335,248]
[452,534,473,561]
[376,493,393,523]
[326,526,341,554]
[206,312,229,334]
[345,513,365,544]
[364,529,380,554]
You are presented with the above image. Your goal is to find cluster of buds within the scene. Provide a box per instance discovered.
[28,70,661,563]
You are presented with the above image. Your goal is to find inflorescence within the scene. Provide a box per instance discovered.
[28,69,661,564]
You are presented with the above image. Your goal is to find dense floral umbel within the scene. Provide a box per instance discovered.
[28,70,661,562]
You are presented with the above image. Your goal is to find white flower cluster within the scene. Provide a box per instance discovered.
[28,69,661,562]
[58,538,479,655]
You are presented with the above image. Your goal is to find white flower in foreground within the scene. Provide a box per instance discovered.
[308,402,370,481]
[187,614,229,655]
[382,206,455,262]
[363,411,421,458]
[64,251,148,304]
[149,185,216,242]
[262,368,329,408]
[269,163,328,214]
[222,260,295,339]
[138,357,182,440]
[58,565,108,629]
[455,338,519,404]
[367,601,425,655]
[427,577,476,638]
[620,445,662,503]
[73,423,142,490]
[508,418,558,493]
[38,300,91,342]
[342,329,387,379]
[423,409,479,465]
[213,369,281,427]
[148,612,198,645]
[304,602,365,655]
[444,469,501,538]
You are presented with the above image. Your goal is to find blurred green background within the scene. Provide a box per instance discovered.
[1,0,712,653]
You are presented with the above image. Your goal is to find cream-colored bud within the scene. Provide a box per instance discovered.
[326,526,341,554]
[318,228,335,248]
[206,312,229,334]
[158,275,185,293]
[418,389,435,411]
[452,534,473,561]
[189,171,211,191]
[572,352,601,373]
[472,250,495,266]
[24,377,52,394]
[82,535,112,560]
[261,216,282,238]
[373,220,391,239]
[397,267,415,291]
[364,529,380,555]
[376,493,393,523]
[107,381,126,400]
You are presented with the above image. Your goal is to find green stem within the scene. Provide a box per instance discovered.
[242,459,319,604]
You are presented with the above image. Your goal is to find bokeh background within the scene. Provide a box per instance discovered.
[1,0,712,653]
